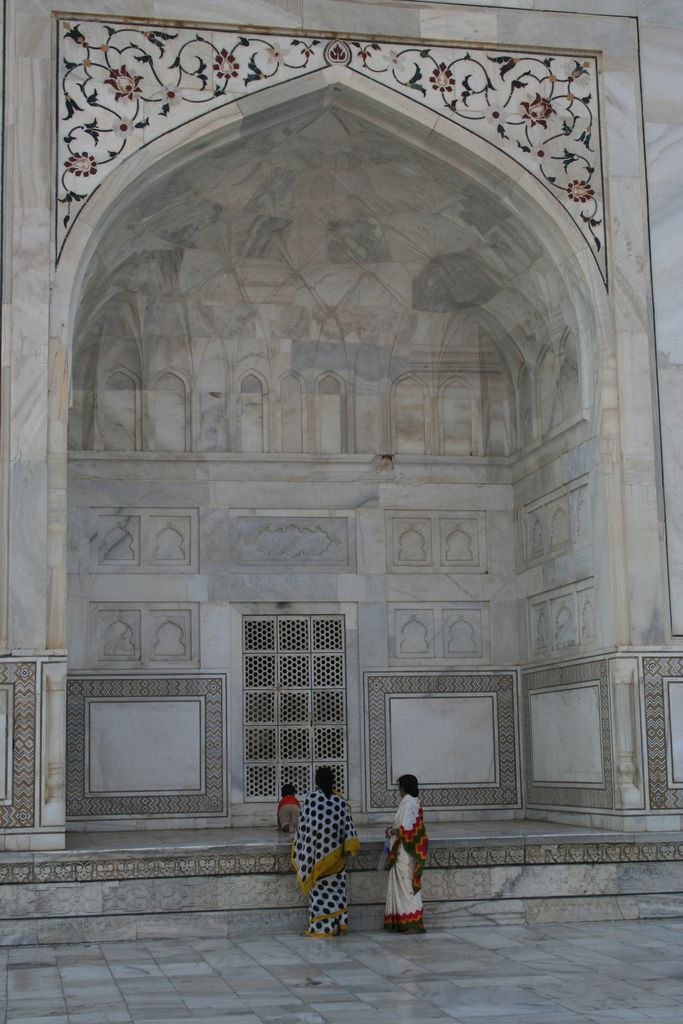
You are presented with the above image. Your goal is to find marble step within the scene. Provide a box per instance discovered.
[1,827,683,944]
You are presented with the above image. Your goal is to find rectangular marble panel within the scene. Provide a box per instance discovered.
[390,695,496,786]
[87,698,203,794]
[389,602,490,664]
[392,608,436,659]
[90,606,142,665]
[149,607,195,664]
[66,676,225,819]
[570,483,592,548]
[527,580,596,659]
[147,514,194,568]
[89,603,199,668]
[550,593,579,651]
[442,607,484,659]
[526,506,546,563]
[577,585,597,645]
[0,686,11,802]
[89,508,198,572]
[529,600,551,654]
[523,476,591,568]
[386,510,487,573]
[530,683,604,785]
[439,514,486,570]
[523,660,613,811]
[366,671,518,810]
[0,663,37,828]
[231,512,354,571]
[93,513,141,568]
[390,515,433,569]
[666,680,683,785]
[546,495,571,553]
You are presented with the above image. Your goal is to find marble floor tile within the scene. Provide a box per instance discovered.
[5,1017,70,1024]
[2,920,683,1024]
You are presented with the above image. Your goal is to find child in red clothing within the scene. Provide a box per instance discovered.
[277,783,301,833]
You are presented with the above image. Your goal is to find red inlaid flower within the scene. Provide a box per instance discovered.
[520,93,555,129]
[429,62,455,93]
[213,48,240,79]
[566,179,595,203]
[104,65,143,102]
[64,152,97,177]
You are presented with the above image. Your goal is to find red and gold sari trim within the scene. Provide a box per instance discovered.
[383,909,425,933]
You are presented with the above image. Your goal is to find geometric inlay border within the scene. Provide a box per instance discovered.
[523,659,613,810]
[66,676,225,817]
[0,662,36,828]
[643,655,683,810]
[366,671,518,809]
[57,20,606,280]
[2,836,683,885]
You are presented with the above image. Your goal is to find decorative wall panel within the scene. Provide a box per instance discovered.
[243,615,347,800]
[389,602,490,664]
[528,579,596,658]
[523,659,613,810]
[366,672,518,810]
[523,476,591,569]
[56,20,606,278]
[0,686,12,802]
[66,676,225,818]
[231,512,355,572]
[643,656,683,810]
[89,603,199,668]
[386,511,487,573]
[0,663,35,829]
[90,507,198,572]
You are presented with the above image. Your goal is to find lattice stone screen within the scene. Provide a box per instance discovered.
[243,615,347,800]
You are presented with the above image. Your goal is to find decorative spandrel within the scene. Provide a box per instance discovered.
[57,19,606,279]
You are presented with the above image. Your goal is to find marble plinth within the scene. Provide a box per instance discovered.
[2,824,683,945]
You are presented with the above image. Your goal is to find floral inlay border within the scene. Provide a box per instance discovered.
[57,19,606,279]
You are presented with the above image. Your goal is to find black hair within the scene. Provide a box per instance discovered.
[281,783,296,797]
[398,773,419,798]
[315,765,335,797]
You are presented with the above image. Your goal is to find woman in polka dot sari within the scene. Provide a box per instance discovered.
[384,774,428,933]
[292,766,360,938]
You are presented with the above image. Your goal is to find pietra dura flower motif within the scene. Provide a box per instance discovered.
[567,179,595,203]
[520,93,554,129]
[103,65,144,101]
[213,48,240,79]
[64,152,98,177]
[58,20,605,279]
[429,62,456,93]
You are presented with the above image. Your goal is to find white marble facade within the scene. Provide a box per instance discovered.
[1,0,683,846]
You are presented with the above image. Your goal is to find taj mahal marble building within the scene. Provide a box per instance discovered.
[1,0,683,888]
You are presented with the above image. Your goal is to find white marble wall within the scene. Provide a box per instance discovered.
[2,0,683,844]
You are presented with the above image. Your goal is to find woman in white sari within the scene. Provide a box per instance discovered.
[384,774,428,933]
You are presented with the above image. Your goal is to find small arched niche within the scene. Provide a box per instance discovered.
[239,372,267,453]
[152,371,190,452]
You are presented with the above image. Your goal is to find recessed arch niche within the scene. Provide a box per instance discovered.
[64,86,612,825]
[68,91,600,460]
